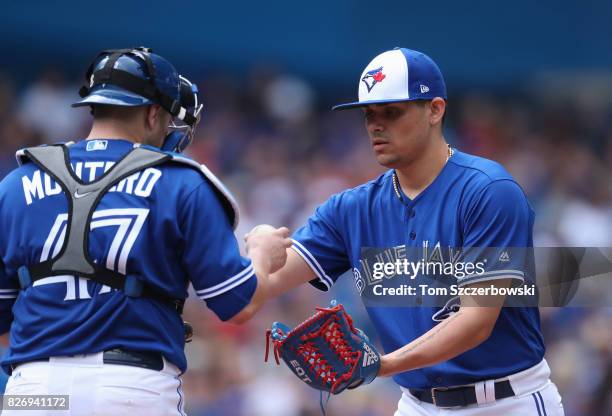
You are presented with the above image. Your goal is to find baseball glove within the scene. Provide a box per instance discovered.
[265,301,380,394]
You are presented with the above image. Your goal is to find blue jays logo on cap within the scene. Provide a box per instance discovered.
[361,67,386,93]
[333,48,447,111]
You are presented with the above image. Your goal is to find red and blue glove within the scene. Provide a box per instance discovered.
[265,302,380,394]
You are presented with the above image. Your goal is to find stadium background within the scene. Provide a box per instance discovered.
[0,1,611,415]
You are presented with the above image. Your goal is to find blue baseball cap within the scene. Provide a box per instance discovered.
[332,48,447,110]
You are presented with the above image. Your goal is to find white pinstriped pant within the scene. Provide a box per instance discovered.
[394,360,564,416]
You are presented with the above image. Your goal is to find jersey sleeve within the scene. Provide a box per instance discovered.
[458,179,534,287]
[0,257,18,334]
[179,182,256,321]
[292,194,350,291]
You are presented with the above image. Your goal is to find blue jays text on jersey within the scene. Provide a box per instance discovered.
[0,139,257,374]
[291,149,545,389]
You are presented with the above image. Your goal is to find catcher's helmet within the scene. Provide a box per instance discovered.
[72,47,181,116]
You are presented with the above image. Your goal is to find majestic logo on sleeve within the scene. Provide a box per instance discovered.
[361,67,386,92]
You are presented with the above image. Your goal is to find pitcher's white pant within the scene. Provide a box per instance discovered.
[2,353,186,416]
[394,360,564,416]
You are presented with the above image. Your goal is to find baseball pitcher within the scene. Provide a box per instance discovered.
[250,48,565,416]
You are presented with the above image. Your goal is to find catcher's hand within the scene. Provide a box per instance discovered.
[245,224,292,274]
[265,302,380,394]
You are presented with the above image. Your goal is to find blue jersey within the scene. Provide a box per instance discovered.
[0,139,256,373]
[292,149,544,388]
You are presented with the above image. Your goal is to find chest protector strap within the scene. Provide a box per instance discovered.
[18,144,185,313]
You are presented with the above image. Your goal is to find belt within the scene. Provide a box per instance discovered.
[11,349,164,372]
[409,379,515,408]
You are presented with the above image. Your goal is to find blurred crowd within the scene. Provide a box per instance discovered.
[0,67,610,416]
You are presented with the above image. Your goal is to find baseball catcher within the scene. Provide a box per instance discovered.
[0,47,291,414]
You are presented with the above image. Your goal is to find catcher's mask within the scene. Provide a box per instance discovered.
[162,75,203,153]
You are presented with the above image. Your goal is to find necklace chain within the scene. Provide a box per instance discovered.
[392,144,454,200]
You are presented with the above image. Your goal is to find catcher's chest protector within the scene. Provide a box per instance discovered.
[15,144,183,311]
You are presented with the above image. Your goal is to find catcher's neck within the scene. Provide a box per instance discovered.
[87,119,143,143]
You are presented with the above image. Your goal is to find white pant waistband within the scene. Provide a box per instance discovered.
[19,351,181,377]
[401,359,551,405]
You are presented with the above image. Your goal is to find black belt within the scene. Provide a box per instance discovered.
[11,349,164,373]
[409,380,515,408]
